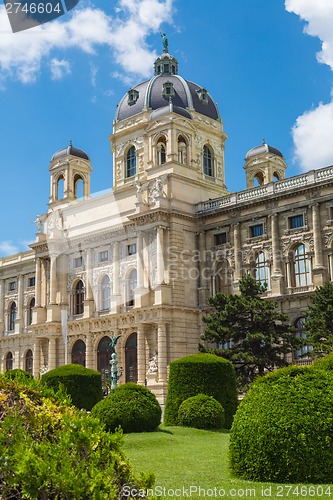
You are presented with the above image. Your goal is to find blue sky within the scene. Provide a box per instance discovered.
[1,0,333,256]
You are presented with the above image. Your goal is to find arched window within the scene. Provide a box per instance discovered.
[178,136,187,164]
[273,172,280,182]
[125,333,137,382]
[100,275,111,311]
[74,280,84,315]
[6,352,13,371]
[294,317,312,360]
[213,260,232,295]
[25,349,33,374]
[203,145,213,176]
[74,174,84,199]
[71,339,86,367]
[9,302,16,331]
[57,174,64,200]
[255,252,270,287]
[126,146,136,178]
[157,138,166,165]
[27,297,35,326]
[292,244,311,287]
[253,171,264,186]
[127,269,137,307]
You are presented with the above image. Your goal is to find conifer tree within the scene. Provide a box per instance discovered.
[305,281,333,356]
[201,274,303,385]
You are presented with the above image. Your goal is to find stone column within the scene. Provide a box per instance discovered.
[157,323,167,383]
[84,248,94,316]
[137,231,144,289]
[233,223,241,281]
[35,258,42,307]
[137,325,146,385]
[49,256,57,305]
[312,203,324,268]
[85,334,93,370]
[85,249,93,301]
[48,337,57,370]
[0,279,4,334]
[17,275,24,325]
[286,261,292,288]
[111,242,121,312]
[271,213,282,275]
[33,339,41,378]
[156,226,165,285]
[198,231,209,306]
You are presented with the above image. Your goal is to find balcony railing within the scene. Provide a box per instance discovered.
[196,164,333,214]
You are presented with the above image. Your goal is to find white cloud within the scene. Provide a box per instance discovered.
[50,58,71,80]
[90,63,98,87]
[285,0,333,170]
[292,99,333,171]
[0,0,173,84]
[0,241,19,256]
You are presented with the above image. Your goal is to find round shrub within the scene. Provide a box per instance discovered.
[178,394,225,429]
[164,353,237,429]
[0,376,154,499]
[313,352,333,370]
[92,382,161,433]
[41,364,103,411]
[229,366,333,483]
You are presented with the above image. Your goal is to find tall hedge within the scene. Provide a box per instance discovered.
[229,366,333,483]
[41,364,103,411]
[164,353,237,429]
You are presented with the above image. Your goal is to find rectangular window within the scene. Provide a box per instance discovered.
[250,224,264,238]
[214,232,227,246]
[9,281,16,291]
[127,244,137,256]
[73,257,83,268]
[28,277,35,287]
[289,214,304,229]
[98,250,109,263]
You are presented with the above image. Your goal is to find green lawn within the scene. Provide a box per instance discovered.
[124,426,332,499]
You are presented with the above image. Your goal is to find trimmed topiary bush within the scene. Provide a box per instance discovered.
[92,382,161,433]
[313,351,333,370]
[0,376,154,499]
[178,393,225,429]
[41,364,103,411]
[164,353,237,429]
[229,365,333,483]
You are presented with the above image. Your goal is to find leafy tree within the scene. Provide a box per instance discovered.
[200,274,303,386]
[305,281,333,356]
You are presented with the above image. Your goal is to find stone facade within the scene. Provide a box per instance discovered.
[0,48,331,402]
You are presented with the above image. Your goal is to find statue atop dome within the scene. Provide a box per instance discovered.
[160,29,168,53]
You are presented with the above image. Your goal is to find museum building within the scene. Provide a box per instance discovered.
[0,43,332,402]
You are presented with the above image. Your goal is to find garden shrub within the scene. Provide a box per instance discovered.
[229,365,333,483]
[312,351,333,370]
[2,368,33,381]
[92,382,161,433]
[0,376,154,499]
[41,363,103,411]
[178,393,225,429]
[164,353,237,429]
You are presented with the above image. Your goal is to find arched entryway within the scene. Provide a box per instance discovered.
[97,336,112,373]
[71,339,86,367]
[125,333,137,383]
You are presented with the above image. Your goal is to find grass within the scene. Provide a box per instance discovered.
[124,426,332,499]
